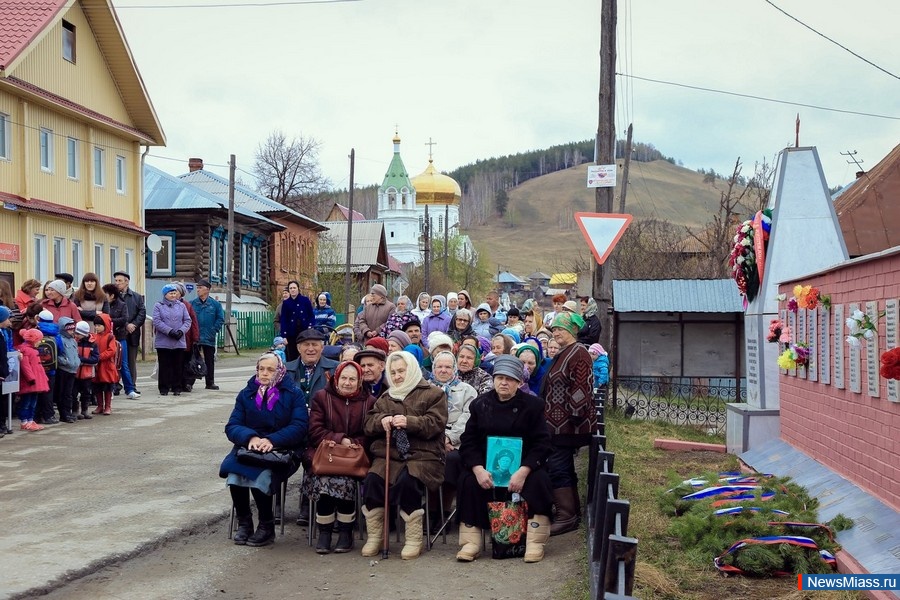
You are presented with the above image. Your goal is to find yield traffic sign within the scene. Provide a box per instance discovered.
[574,212,632,265]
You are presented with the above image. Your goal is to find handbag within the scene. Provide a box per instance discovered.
[236,446,296,469]
[185,344,207,378]
[311,439,370,478]
[487,497,529,559]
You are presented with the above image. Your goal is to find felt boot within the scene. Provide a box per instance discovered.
[245,520,275,547]
[550,487,580,536]
[523,515,551,563]
[400,508,425,560]
[333,512,356,553]
[456,523,483,562]
[315,514,335,554]
[233,514,254,545]
[360,506,385,557]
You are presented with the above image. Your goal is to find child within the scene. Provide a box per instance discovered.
[55,317,80,423]
[588,343,609,388]
[35,309,63,424]
[271,336,287,364]
[18,328,50,431]
[471,303,494,338]
[73,321,99,420]
[0,306,12,434]
[92,314,119,415]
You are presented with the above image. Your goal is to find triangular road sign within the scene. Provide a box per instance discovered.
[574,212,632,265]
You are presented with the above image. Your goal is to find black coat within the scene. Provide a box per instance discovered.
[577,314,602,346]
[120,288,146,346]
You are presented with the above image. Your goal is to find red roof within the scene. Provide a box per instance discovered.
[387,254,404,274]
[0,191,148,235]
[0,1,66,70]
[335,203,366,221]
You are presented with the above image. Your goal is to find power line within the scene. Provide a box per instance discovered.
[617,72,900,120]
[764,0,900,81]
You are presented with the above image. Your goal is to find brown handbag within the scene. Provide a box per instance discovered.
[311,439,370,478]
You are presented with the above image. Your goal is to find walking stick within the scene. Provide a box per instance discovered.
[382,426,391,559]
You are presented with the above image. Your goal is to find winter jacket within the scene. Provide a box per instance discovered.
[364,379,448,491]
[377,309,417,337]
[106,295,129,340]
[312,292,336,332]
[40,297,81,323]
[36,320,63,376]
[15,289,36,313]
[18,343,50,394]
[152,297,191,350]
[471,303,495,338]
[540,341,596,447]
[421,294,452,341]
[191,295,225,346]
[280,294,314,343]
[592,354,609,386]
[303,380,377,465]
[75,335,100,380]
[458,366,494,396]
[285,356,339,398]
[120,287,146,347]
[440,380,478,448]
[577,314,602,347]
[72,296,109,323]
[56,317,80,374]
[94,314,120,384]
[411,293,431,323]
[182,300,200,349]
[354,297,395,341]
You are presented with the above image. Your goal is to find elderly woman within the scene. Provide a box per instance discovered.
[360,351,448,560]
[303,361,376,554]
[448,308,474,344]
[456,355,552,563]
[577,297,602,346]
[411,292,431,323]
[541,312,596,535]
[378,295,416,337]
[219,353,308,547]
[456,343,493,395]
[152,284,192,396]
[515,341,547,395]
[431,351,477,510]
[313,291,337,334]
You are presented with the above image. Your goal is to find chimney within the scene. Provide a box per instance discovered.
[855,171,866,179]
[188,157,204,172]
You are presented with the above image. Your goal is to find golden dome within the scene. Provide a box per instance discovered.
[411,160,461,206]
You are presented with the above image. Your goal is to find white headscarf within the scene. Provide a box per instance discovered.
[386,350,424,400]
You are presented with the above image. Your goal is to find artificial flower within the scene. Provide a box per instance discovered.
[846,335,861,348]
[880,348,900,380]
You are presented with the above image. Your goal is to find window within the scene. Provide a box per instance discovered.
[66,137,78,179]
[124,249,134,280]
[438,215,444,233]
[72,240,84,283]
[115,155,126,194]
[53,237,66,274]
[210,227,227,283]
[39,128,53,172]
[34,235,48,281]
[0,113,9,160]
[62,20,76,63]
[93,147,105,187]
[240,234,262,287]
[148,231,175,277]
[94,243,104,283]
[109,246,120,277]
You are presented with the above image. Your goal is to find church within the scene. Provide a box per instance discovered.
[376,132,473,265]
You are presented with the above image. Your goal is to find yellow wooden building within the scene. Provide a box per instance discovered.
[0,0,164,292]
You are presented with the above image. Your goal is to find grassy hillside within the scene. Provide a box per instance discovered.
[465,159,727,276]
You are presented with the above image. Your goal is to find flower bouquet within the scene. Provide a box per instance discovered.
[767,319,790,344]
[793,285,831,311]
[880,348,900,380]
[845,309,881,347]
[777,342,810,370]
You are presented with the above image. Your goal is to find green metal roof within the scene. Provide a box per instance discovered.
[379,146,413,192]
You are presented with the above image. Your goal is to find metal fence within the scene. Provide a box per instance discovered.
[215,311,276,350]
[611,376,746,436]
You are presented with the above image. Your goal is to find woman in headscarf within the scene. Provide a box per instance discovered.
[456,290,473,311]
[411,292,431,323]
[219,353,308,547]
[515,340,547,395]
[378,295,416,337]
[303,360,376,554]
[577,297,602,346]
[313,291,337,334]
[360,351,447,560]
[447,308,474,344]
[455,342,493,395]
[541,312,596,536]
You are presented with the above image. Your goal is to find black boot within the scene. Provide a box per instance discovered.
[233,514,254,545]
[333,518,355,553]
[245,521,275,547]
[315,521,334,554]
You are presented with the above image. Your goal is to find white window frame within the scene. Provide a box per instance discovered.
[72,240,84,283]
[62,20,76,63]
[93,147,105,187]
[39,128,53,173]
[149,233,175,277]
[109,246,120,277]
[124,249,134,281]
[93,243,105,283]
[34,234,48,281]
[53,237,66,275]
[66,137,78,179]
[115,155,126,194]
[0,112,9,160]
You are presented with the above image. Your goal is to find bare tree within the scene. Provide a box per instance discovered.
[254,130,328,203]
[616,218,689,279]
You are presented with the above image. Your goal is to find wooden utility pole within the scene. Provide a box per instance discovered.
[593,0,617,348]
[618,123,633,215]
[423,204,431,292]
[344,149,355,318]
[224,154,236,352]
[443,202,449,278]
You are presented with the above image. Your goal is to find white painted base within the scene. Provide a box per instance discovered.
[726,402,781,454]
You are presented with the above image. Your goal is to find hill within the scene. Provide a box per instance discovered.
[464,159,728,276]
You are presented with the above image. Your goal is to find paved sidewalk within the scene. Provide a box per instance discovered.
[0,354,260,600]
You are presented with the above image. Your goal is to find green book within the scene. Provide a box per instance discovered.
[486,436,523,488]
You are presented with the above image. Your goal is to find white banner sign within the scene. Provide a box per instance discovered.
[587,164,616,188]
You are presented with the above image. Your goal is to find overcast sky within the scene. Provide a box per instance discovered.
[118,0,900,192]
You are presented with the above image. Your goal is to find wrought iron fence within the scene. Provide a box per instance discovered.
[611,376,745,435]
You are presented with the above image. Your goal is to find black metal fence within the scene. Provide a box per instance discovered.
[586,402,639,599]
[611,376,746,435]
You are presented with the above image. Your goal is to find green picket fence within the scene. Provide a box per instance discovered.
[215,310,350,350]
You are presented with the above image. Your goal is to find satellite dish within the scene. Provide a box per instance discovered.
[146,234,163,253]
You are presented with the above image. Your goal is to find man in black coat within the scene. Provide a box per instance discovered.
[114,271,146,391]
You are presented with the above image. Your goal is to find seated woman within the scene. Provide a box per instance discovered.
[303,361,376,554]
[456,342,493,395]
[219,353,308,547]
[361,351,448,560]
[456,355,553,563]
[448,308,474,344]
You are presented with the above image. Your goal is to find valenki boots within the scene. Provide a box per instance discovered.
[102,391,112,415]
[360,506,385,557]
[233,514,254,545]
[456,523,483,562]
[400,508,425,560]
[315,513,335,554]
[523,515,551,562]
[333,512,356,553]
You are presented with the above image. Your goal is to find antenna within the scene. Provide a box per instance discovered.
[841,150,868,179]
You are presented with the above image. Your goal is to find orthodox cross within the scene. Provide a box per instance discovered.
[425,137,437,161]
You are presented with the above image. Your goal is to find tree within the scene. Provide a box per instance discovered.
[495,188,509,217]
[253,130,328,203]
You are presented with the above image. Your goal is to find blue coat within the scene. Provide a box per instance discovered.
[219,376,309,486]
[280,295,314,343]
[592,355,609,386]
[190,296,225,346]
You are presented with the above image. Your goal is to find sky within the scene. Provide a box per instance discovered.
[116,0,900,192]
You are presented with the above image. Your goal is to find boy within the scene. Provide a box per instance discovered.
[55,317,80,423]
[471,303,494,338]
[35,310,63,424]
[73,321,99,419]
[271,336,287,363]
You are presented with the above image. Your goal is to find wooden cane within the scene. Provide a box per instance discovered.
[382,426,391,559]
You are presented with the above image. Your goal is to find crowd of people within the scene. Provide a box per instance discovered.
[220,283,611,563]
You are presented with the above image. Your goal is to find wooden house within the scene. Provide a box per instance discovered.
[318,220,397,300]
[143,164,284,309]
[0,0,164,291]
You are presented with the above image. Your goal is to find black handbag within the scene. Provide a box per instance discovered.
[236,446,296,469]
[185,344,207,378]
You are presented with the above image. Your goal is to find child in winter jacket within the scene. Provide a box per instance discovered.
[588,343,609,387]
[92,314,119,415]
[312,292,336,333]
[18,328,50,431]
[74,321,99,419]
[55,317,80,422]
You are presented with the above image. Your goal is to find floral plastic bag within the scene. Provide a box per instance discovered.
[487,497,528,559]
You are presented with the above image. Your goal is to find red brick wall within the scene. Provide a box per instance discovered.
[779,253,900,511]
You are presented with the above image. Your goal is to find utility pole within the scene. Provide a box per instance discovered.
[344,149,355,319]
[423,204,431,292]
[618,123,633,215]
[443,202,449,278]
[594,0,617,349]
[224,154,236,352]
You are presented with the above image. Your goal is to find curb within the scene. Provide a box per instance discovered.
[653,438,727,453]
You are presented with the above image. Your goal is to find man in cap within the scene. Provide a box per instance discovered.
[401,318,427,353]
[190,279,225,390]
[54,273,75,298]
[354,343,388,397]
[114,271,146,392]
[286,328,337,399]
[354,284,395,341]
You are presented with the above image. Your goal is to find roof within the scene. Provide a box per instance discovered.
[549,273,577,286]
[834,143,900,257]
[410,160,461,206]
[143,165,284,230]
[0,0,165,145]
[613,279,744,313]
[178,170,327,232]
[318,221,389,270]
[387,254,404,273]
[333,203,366,222]
[494,270,526,284]
[0,190,148,235]
[379,136,413,192]
[527,271,551,280]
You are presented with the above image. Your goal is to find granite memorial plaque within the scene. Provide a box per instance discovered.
[833,304,844,389]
